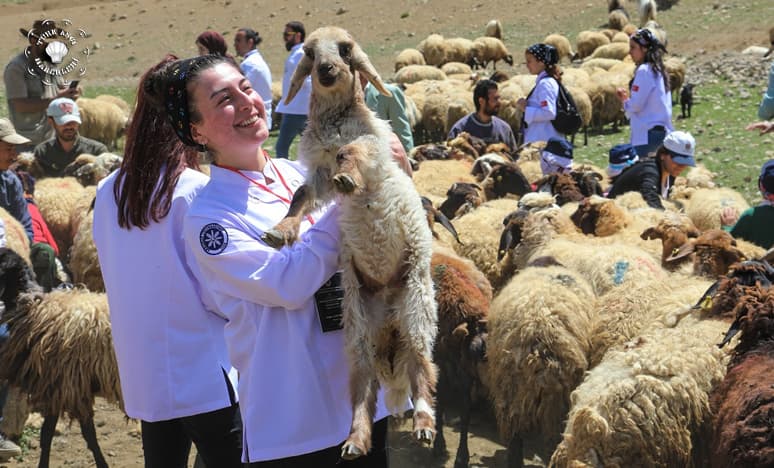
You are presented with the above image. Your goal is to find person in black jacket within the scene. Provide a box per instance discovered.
[607,130,696,209]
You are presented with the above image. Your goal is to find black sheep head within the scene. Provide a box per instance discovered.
[0,248,40,315]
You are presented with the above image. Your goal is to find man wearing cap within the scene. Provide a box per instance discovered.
[234,28,273,130]
[607,143,640,181]
[448,79,517,150]
[607,130,696,209]
[33,98,108,178]
[4,20,80,149]
[540,137,573,175]
[720,159,774,250]
[0,118,32,462]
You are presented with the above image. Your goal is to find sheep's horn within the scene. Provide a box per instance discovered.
[350,45,391,97]
[433,208,461,244]
[284,53,313,105]
[717,317,740,348]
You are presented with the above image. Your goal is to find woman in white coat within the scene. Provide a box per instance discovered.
[93,55,242,467]
[147,55,399,467]
[517,43,564,145]
[616,28,673,157]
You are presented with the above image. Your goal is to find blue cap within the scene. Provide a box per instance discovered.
[543,137,573,159]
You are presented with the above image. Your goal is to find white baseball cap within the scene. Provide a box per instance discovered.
[662,130,696,167]
[0,118,31,144]
[47,98,82,126]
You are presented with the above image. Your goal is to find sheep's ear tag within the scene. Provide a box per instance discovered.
[699,295,713,311]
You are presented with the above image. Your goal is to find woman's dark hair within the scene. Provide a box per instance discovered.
[196,31,228,56]
[114,54,232,229]
[630,29,669,90]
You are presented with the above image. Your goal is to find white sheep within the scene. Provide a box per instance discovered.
[575,30,611,60]
[484,19,503,40]
[395,48,426,72]
[265,26,438,459]
[470,37,514,70]
[0,206,31,264]
[76,97,128,150]
[417,33,447,67]
[544,34,575,63]
[394,64,447,84]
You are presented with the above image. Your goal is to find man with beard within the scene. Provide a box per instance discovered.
[33,98,108,177]
[275,21,311,159]
[448,79,517,150]
[4,20,80,150]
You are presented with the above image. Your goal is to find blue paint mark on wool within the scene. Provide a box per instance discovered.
[613,260,629,285]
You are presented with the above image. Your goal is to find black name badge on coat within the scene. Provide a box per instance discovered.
[315,271,344,332]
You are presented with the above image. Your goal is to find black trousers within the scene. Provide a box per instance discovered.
[245,417,389,468]
[141,402,242,468]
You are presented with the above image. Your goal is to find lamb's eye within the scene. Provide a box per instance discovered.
[304,48,314,60]
[338,43,351,58]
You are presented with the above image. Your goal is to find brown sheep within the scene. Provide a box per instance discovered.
[430,245,491,468]
[640,212,701,269]
[439,182,485,219]
[481,163,533,200]
[534,173,585,206]
[668,229,746,278]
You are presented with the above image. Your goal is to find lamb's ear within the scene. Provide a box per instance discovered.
[284,53,313,105]
[351,45,392,97]
[640,226,662,241]
[666,241,694,262]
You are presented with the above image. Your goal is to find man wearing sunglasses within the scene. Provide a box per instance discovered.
[275,21,311,159]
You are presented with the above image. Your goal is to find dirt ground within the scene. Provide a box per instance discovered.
[0,0,771,467]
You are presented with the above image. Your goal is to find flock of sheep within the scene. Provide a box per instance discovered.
[0,1,773,467]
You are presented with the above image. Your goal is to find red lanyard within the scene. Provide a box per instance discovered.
[216,151,315,225]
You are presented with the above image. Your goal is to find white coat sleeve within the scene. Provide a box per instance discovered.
[524,79,558,125]
[624,66,656,115]
[184,205,341,311]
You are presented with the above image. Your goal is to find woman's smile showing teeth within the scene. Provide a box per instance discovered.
[237,115,259,127]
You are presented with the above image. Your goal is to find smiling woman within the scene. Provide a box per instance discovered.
[143,54,393,467]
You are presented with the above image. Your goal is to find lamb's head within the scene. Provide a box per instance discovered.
[668,229,746,278]
[535,173,584,205]
[482,162,533,200]
[421,196,461,243]
[571,196,628,237]
[284,27,391,106]
[641,213,700,269]
[0,248,41,314]
[439,182,483,219]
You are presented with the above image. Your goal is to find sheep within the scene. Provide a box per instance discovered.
[575,31,611,60]
[429,243,491,468]
[487,261,597,467]
[264,27,438,458]
[11,151,44,179]
[76,97,128,150]
[680,83,694,118]
[34,176,88,259]
[69,209,103,292]
[549,320,729,468]
[62,152,123,186]
[640,211,700,269]
[440,61,473,76]
[639,0,658,25]
[589,42,630,60]
[395,48,426,72]
[438,182,484,219]
[544,34,574,63]
[94,94,131,119]
[469,37,513,70]
[0,206,31,264]
[566,86,592,146]
[611,31,630,43]
[480,163,533,201]
[674,187,750,231]
[417,33,447,67]
[0,287,120,468]
[471,153,510,182]
[668,229,747,278]
[644,20,668,46]
[608,9,630,30]
[484,19,502,40]
[413,159,478,199]
[394,64,448,84]
[665,56,686,102]
[442,38,475,66]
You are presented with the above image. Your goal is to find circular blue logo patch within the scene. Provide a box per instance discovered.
[200,223,228,255]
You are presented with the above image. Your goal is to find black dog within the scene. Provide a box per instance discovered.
[680,83,694,119]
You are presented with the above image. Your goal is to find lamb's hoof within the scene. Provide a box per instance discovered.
[333,174,357,193]
[260,229,288,249]
[414,428,435,446]
[341,442,365,460]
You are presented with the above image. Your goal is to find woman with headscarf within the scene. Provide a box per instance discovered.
[516,43,563,145]
[616,28,673,157]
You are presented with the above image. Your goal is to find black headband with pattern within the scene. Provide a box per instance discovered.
[164,58,199,148]
[630,28,666,52]
[526,43,559,66]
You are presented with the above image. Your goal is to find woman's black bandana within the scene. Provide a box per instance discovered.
[164,58,199,148]
[526,43,559,66]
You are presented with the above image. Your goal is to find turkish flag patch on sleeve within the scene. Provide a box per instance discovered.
[540,100,548,107]
[632,85,640,92]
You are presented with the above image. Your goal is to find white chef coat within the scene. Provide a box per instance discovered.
[523,71,563,144]
[93,168,238,422]
[624,63,673,146]
[183,159,393,462]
